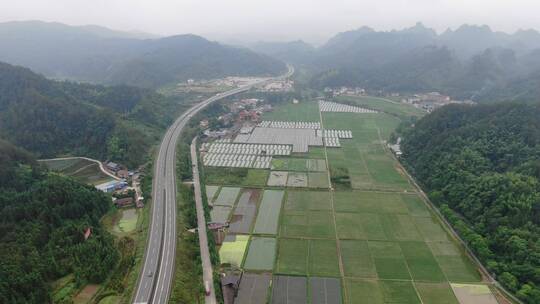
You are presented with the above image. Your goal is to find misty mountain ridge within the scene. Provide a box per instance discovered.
[2,20,540,100]
[254,22,540,61]
[0,20,159,40]
[0,21,286,88]
[249,22,540,101]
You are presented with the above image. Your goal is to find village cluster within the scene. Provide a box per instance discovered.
[95,161,145,209]
[324,86,475,113]
[401,92,475,112]
[174,76,293,94]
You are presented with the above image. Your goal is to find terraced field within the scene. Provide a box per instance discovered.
[202,99,500,304]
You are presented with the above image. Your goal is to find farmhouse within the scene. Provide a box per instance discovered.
[95,180,127,193]
[106,162,120,172]
[114,197,134,208]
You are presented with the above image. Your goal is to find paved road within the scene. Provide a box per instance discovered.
[190,137,216,304]
[133,66,294,304]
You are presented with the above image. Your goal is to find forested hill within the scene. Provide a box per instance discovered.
[0,61,184,167]
[401,102,540,303]
[0,21,286,88]
[0,139,117,303]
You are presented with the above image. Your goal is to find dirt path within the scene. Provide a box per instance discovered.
[39,156,121,181]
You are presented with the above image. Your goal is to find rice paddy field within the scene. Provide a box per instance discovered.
[203,99,500,304]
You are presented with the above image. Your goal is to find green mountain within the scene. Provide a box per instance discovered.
[316,23,438,70]
[251,23,540,102]
[401,102,540,303]
[0,61,185,167]
[0,139,117,303]
[0,21,286,88]
[309,46,461,93]
[106,34,285,88]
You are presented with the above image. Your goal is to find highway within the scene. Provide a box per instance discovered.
[133,65,294,304]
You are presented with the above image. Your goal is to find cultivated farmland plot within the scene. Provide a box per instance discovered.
[243,237,276,270]
[205,185,220,203]
[267,171,288,187]
[308,172,330,188]
[210,205,232,223]
[272,276,307,304]
[235,273,271,304]
[253,190,284,235]
[451,284,499,304]
[286,172,308,187]
[203,100,497,304]
[213,186,240,207]
[228,188,260,234]
[219,234,249,267]
[310,277,342,304]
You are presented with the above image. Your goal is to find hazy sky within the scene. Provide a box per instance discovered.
[2,0,540,44]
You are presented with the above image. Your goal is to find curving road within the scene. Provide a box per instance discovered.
[133,66,294,304]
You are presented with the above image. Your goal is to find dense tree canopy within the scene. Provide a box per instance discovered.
[0,140,117,303]
[0,61,191,167]
[402,102,540,303]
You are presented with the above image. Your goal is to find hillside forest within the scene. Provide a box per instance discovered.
[401,102,540,303]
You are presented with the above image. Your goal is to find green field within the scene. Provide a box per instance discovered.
[243,237,276,270]
[308,172,330,188]
[308,239,340,277]
[276,238,308,275]
[219,234,249,267]
[203,98,492,304]
[323,112,412,191]
[285,190,332,211]
[40,158,114,185]
[204,167,269,186]
[307,147,326,159]
[262,101,321,122]
[333,191,410,214]
[244,169,269,186]
[369,241,411,280]
[336,96,426,118]
[415,282,459,304]
[340,240,376,278]
[253,190,284,235]
[275,238,340,277]
[271,158,315,172]
[280,210,335,238]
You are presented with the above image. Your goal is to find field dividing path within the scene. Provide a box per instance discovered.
[191,137,217,304]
